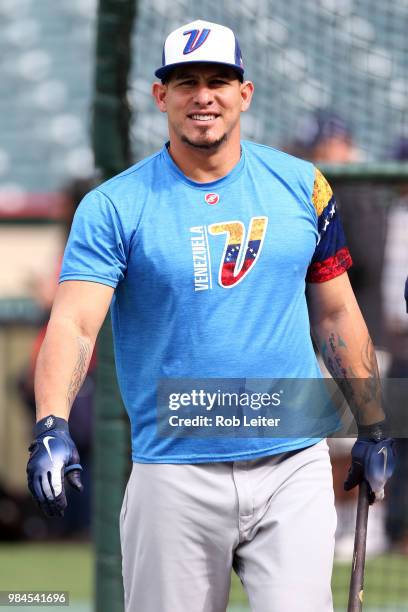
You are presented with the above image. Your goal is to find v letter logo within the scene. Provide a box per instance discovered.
[209,217,268,288]
[182,28,211,54]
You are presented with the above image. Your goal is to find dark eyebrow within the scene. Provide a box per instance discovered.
[209,73,235,80]
[172,70,236,82]
[173,73,196,81]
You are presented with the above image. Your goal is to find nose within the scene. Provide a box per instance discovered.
[192,84,214,106]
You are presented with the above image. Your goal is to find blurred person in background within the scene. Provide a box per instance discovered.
[18,177,96,540]
[288,110,389,558]
[289,110,387,344]
[382,137,408,554]
[289,110,360,164]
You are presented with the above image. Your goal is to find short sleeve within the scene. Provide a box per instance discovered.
[60,189,127,288]
[306,168,352,283]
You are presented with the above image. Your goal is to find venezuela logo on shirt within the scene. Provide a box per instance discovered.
[190,216,268,291]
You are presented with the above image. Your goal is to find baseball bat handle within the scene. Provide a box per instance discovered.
[347,480,370,612]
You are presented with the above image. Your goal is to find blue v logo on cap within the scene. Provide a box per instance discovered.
[183,28,211,55]
[155,20,244,82]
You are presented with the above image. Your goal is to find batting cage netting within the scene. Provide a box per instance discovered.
[130,0,408,163]
[0,0,407,611]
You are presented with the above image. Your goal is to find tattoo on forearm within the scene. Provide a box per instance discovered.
[318,332,383,423]
[359,336,382,405]
[66,337,91,409]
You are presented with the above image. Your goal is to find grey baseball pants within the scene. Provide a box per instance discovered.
[120,440,336,612]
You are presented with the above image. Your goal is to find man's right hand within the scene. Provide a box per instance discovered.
[27,415,83,517]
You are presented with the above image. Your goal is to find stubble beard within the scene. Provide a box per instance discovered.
[181,132,228,151]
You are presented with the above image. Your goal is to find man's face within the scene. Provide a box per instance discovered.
[152,63,254,152]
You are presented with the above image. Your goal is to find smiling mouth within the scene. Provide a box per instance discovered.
[188,114,219,122]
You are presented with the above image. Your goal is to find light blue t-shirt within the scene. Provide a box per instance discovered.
[60,141,352,463]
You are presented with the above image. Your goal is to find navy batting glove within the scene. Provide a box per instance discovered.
[27,415,83,517]
[344,421,396,504]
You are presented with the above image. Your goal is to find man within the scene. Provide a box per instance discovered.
[27,20,394,612]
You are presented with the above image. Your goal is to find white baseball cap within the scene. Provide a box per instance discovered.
[155,20,244,82]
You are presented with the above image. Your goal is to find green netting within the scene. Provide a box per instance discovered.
[130,0,408,162]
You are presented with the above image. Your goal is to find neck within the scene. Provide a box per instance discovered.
[167,135,242,183]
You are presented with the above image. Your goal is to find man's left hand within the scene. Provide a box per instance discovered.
[344,423,396,503]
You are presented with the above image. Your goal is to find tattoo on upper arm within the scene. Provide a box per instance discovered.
[66,337,91,409]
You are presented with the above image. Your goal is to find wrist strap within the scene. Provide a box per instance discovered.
[357,420,387,442]
[34,415,69,437]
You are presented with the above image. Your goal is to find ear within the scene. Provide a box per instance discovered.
[240,80,254,112]
[152,82,168,112]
